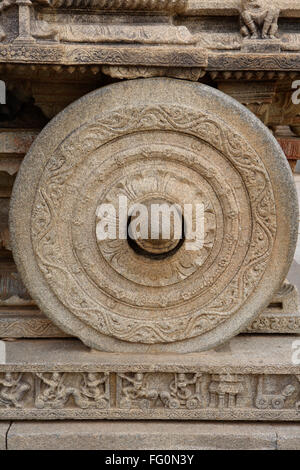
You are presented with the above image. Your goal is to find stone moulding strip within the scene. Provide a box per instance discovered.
[185,1,300,17]
[1,44,300,71]
[0,45,208,67]
[33,0,189,13]
[207,53,300,71]
[0,337,300,421]
[1,408,300,421]
[31,0,300,17]
[1,309,300,338]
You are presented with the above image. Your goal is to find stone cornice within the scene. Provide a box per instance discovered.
[30,0,300,16]
[32,0,188,13]
[0,2,300,75]
[186,1,300,17]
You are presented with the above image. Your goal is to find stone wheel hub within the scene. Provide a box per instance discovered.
[10,78,298,353]
[127,197,183,256]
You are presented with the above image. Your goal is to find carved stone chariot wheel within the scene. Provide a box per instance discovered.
[10,78,298,352]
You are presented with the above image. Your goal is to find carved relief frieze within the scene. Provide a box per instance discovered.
[0,370,300,420]
[35,372,110,409]
[0,44,63,62]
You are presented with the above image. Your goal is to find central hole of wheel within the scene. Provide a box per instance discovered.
[127,198,185,260]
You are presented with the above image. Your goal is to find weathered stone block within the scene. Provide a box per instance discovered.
[0,421,9,450]
[276,424,300,450]
[6,421,278,450]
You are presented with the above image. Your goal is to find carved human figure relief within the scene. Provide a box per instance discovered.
[208,374,246,409]
[118,373,158,409]
[0,369,299,419]
[160,373,203,409]
[35,372,69,409]
[240,0,280,39]
[35,372,110,409]
[0,372,30,408]
[75,372,109,409]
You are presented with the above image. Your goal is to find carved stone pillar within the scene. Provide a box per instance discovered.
[14,0,35,44]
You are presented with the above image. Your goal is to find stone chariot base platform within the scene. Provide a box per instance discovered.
[2,421,300,450]
[0,336,300,422]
